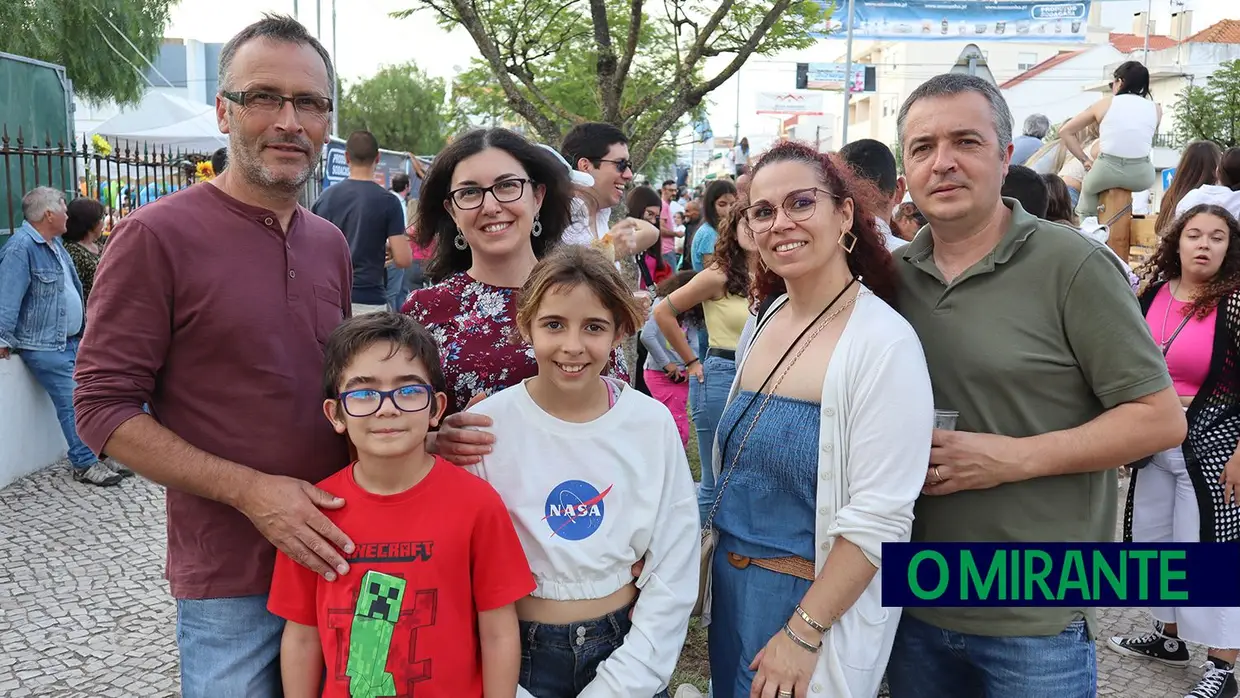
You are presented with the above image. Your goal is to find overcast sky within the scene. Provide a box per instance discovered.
[167,0,1236,142]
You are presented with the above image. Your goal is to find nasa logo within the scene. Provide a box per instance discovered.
[543,480,612,541]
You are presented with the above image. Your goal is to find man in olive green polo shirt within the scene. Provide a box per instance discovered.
[885,73,1187,698]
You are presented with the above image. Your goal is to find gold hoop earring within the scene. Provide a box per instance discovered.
[838,230,857,253]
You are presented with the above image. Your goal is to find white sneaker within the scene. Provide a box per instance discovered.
[674,686,705,698]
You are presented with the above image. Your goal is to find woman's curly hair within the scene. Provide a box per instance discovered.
[1136,203,1240,318]
[710,207,752,299]
[742,140,898,306]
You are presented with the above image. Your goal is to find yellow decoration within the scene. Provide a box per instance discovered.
[91,135,112,157]
[196,161,216,181]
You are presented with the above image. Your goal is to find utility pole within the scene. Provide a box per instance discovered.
[840,0,856,147]
[733,70,741,147]
[1143,0,1153,64]
[331,0,338,138]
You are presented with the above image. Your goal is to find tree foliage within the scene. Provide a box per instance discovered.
[395,0,826,167]
[1174,59,1240,149]
[338,63,451,155]
[1,0,176,105]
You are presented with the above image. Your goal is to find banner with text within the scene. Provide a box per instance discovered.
[798,63,868,92]
[756,92,826,116]
[813,1,1093,42]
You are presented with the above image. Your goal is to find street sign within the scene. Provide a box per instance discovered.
[1162,167,1176,191]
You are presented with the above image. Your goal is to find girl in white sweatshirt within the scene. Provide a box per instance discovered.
[468,244,700,698]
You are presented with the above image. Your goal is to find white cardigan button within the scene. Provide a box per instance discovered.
[820,471,831,481]
[824,407,836,417]
[823,443,833,453]
[820,541,831,552]
[812,683,823,693]
[819,506,829,515]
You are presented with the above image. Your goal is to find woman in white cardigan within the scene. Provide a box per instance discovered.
[703,141,933,698]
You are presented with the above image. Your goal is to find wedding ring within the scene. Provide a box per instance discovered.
[778,691,794,698]
[932,466,943,484]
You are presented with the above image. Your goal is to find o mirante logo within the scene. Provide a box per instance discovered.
[881,543,1240,607]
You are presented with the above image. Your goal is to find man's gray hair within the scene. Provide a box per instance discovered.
[896,73,1014,153]
[217,14,334,95]
[21,187,64,223]
[1023,113,1051,139]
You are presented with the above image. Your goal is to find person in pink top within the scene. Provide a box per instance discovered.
[658,179,682,268]
[1112,203,1240,698]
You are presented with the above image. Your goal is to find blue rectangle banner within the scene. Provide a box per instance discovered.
[814,1,1093,42]
[882,543,1240,607]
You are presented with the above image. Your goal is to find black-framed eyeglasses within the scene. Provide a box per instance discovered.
[594,158,632,173]
[448,178,532,210]
[337,384,434,418]
[739,187,835,234]
[220,90,333,116]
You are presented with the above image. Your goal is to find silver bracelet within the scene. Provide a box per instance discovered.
[795,604,830,634]
[782,622,821,654]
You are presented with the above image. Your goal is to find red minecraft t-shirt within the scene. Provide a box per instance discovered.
[268,458,534,698]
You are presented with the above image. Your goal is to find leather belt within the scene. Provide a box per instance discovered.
[707,348,736,361]
[727,552,816,581]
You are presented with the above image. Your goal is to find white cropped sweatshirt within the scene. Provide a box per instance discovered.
[468,380,700,698]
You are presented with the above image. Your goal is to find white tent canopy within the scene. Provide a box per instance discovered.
[90,90,226,154]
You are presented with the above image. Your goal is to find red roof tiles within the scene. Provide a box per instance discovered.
[1107,32,1179,53]
[1183,19,1240,45]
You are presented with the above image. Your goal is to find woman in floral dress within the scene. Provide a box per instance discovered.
[402,128,627,414]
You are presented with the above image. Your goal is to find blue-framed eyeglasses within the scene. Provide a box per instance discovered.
[337,384,434,417]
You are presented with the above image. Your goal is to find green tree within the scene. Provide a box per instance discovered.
[338,63,451,155]
[1174,59,1240,148]
[396,0,827,168]
[1,0,176,105]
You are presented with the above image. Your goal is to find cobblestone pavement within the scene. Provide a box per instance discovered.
[0,461,1220,697]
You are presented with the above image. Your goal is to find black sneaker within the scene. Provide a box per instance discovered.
[1107,622,1191,666]
[1186,658,1238,698]
[73,463,123,487]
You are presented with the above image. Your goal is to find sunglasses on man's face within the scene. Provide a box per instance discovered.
[596,158,632,173]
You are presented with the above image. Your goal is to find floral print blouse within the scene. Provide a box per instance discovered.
[403,272,629,414]
[64,239,105,303]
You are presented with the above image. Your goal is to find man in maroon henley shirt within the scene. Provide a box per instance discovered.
[73,15,354,698]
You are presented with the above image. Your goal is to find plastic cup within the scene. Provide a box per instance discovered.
[934,409,959,430]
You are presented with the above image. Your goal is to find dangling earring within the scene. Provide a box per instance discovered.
[838,230,857,253]
[531,215,543,238]
[757,256,769,274]
[454,229,469,250]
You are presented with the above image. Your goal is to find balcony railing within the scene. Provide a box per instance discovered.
[1152,133,1182,149]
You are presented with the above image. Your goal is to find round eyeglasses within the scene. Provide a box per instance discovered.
[448,179,532,210]
[739,187,834,235]
[337,384,434,418]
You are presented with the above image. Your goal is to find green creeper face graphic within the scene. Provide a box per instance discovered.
[354,571,407,623]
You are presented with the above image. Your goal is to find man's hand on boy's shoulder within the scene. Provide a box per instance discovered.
[237,473,355,582]
[427,398,496,466]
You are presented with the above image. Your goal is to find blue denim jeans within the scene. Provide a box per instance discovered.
[519,604,670,698]
[693,354,736,523]
[385,263,406,311]
[176,594,285,698]
[20,337,96,469]
[886,613,1096,698]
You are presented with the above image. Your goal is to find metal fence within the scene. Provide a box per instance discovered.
[0,124,212,244]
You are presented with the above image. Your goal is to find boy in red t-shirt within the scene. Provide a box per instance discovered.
[269,312,533,698]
